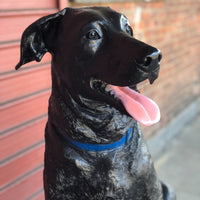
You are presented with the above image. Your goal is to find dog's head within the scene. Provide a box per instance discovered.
[16,7,162,126]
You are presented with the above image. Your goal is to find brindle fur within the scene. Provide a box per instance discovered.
[16,7,175,200]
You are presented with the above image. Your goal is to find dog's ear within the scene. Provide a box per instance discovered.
[15,8,68,70]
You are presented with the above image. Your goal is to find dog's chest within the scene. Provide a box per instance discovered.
[46,130,163,200]
[55,146,136,200]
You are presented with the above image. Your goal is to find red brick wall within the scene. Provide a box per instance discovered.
[71,0,200,137]
[0,0,199,199]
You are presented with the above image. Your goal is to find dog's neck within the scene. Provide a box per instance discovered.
[48,73,135,144]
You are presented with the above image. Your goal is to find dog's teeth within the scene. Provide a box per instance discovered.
[105,87,111,92]
[105,87,118,99]
[110,91,114,95]
[90,78,117,99]
[114,94,117,99]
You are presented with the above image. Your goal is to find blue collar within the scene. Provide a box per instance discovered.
[66,128,132,152]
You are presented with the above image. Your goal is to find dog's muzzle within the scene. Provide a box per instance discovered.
[143,50,162,68]
[136,50,162,84]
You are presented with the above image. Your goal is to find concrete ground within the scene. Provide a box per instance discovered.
[153,109,200,200]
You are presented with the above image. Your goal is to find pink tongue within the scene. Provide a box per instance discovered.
[108,85,160,126]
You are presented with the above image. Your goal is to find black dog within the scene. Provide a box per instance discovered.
[16,7,175,200]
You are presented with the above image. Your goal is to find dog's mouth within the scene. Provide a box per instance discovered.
[90,79,160,126]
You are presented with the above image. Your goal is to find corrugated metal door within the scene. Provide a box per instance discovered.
[0,1,66,199]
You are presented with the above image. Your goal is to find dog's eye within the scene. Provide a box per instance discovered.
[125,25,133,36]
[85,29,101,40]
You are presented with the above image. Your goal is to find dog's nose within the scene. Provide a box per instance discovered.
[143,50,162,67]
